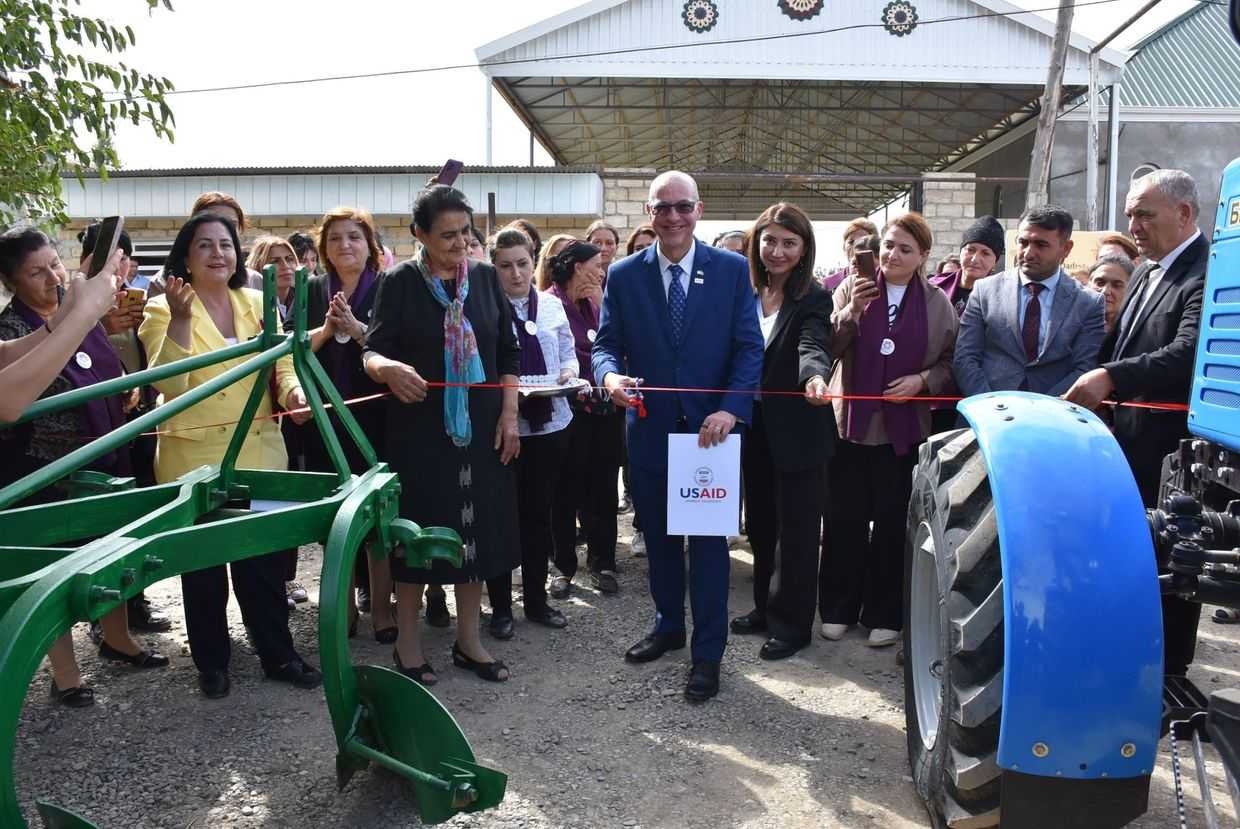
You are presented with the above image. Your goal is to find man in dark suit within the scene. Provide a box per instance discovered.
[1065,168,1209,676]
[593,171,764,702]
[954,205,1106,398]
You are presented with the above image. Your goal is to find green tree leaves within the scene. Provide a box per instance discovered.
[0,0,175,226]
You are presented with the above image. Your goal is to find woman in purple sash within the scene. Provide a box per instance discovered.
[483,228,577,636]
[545,241,624,598]
[0,227,169,708]
[820,213,958,648]
[303,208,396,641]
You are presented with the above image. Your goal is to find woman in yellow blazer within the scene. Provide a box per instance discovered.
[139,212,320,701]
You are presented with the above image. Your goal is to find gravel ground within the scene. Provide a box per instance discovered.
[13,512,1240,828]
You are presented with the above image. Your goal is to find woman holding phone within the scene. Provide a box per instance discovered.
[0,228,168,707]
[819,213,957,649]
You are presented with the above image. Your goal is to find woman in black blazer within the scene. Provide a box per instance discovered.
[730,203,837,659]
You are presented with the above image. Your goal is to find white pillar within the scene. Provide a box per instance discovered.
[1107,82,1122,230]
[485,78,494,166]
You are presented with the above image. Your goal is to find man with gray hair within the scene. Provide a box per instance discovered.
[594,170,763,702]
[1064,168,1209,676]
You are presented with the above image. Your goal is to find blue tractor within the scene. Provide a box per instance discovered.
[905,4,1240,825]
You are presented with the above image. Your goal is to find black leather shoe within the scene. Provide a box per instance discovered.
[265,658,323,690]
[590,570,619,594]
[759,637,806,661]
[425,591,451,628]
[525,606,568,629]
[128,597,173,632]
[624,631,686,663]
[489,612,515,641]
[99,641,170,669]
[684,660,720,702]
[199,670,230,699]
[729,610,767,636]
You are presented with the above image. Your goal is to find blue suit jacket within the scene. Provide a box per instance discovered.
[593,241,764,471]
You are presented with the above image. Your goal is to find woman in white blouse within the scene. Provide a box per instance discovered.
[483,228,578,634]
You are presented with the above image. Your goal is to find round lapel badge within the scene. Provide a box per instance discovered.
[75,351,93,370]
[524,319,538,336]
[880,338,896,357]
[587,329,597,343]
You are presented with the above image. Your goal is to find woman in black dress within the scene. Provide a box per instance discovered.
[364,186,520,685]
[303,207,395,639]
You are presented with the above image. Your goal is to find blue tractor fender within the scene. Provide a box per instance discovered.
[958,391,1164,780]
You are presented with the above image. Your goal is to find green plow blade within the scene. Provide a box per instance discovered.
[34,801,96,829]
[342,666,507,825]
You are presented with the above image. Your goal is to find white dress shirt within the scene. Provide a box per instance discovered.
[656,241,695,300]
[510,291,579,437]
[1017,269,1062,354]
[1139,228,1202,312]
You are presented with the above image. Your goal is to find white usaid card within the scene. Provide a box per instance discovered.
[666,434,741,537]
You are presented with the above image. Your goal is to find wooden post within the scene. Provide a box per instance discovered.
[487,192,497,238]
[1026,0,1075,209]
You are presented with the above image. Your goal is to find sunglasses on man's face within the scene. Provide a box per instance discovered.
[647,201,698,217]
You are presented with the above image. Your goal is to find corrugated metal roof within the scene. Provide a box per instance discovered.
[1120,3,1240,108]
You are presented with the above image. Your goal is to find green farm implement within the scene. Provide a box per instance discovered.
[0,267,506,828]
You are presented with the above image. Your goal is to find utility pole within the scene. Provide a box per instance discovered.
[1026,0,1075,209]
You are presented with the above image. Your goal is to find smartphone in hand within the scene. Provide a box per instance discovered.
[432,159,464,187]
[854,249,877,280]
[86,216,125,278]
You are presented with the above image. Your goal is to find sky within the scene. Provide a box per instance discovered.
[95,0,1203,171]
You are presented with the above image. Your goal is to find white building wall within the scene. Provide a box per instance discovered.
[62,172,604,220]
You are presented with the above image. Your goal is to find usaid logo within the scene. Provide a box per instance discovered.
[681,465,727,501]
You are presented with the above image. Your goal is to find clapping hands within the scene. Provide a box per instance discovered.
[326,292,365,342]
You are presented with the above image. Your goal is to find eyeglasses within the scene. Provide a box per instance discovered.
[647,201,698,217]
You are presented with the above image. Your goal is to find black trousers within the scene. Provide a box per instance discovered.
[487,427,569,616]
[181,551,297,675]
[820,440,915,631]
[553,411,624,577]
[742,405,827,644]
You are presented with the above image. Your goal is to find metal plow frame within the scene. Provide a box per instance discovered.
[0,267,506,828]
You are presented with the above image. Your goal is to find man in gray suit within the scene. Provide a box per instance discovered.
[954,204,1105,397]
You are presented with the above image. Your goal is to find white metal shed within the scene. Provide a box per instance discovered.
[476,0,1127,218]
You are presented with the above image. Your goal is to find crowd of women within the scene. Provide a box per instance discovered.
[0,176,1142,705]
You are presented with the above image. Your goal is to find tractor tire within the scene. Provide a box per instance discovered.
[905,429,1003,829]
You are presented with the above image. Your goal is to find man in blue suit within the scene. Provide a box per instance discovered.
[593,171,764,702]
